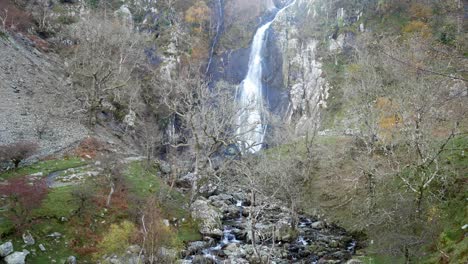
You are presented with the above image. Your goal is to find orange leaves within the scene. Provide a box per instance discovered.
[73,137,102,159]
[403,3,433,39]
[185,0,211,33]
[376,97,402,140]
[403,20,432,39]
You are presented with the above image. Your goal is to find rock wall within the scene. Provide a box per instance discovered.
[272,0,330,135]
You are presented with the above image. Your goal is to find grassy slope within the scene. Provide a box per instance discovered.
[0,159,201,263]
[0,158,87,180]
[124,161,202,243]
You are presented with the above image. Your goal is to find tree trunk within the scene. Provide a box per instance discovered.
[106,182,115,207]
[250,192,260,259]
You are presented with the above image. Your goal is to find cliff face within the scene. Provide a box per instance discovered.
[271,0,332,134]
[209,0,360,135]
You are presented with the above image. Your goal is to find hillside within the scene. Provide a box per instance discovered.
[0,0,467,263]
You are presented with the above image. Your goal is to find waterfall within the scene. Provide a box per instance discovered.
[205,0,224,75]
[236,0,296,153]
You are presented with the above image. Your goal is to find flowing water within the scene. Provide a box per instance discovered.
[206,0,224,75]
[237,1,296,153]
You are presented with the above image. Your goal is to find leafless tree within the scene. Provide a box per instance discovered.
[158,71,253,202]
[65,14,147,126]
[0,141,39,168]
[344,34,467,260]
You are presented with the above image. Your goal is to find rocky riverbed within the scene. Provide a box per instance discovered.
[185,192,358,264]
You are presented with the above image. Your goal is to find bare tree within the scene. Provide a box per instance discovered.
[158,71,247,202]
[65,14,147,126]
[0,141,39,168]
[344,34,467,260]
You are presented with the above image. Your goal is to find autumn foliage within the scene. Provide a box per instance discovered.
[185,0,210,32]
[0,176,48,230]
[74,137,102,159]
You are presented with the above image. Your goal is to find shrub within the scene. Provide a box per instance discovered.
[74,137,101,158]
[402,20,432,38]
[142,198,179,263]
[0,176,48,230]
[96,220,138,256]
[0,141,39,168]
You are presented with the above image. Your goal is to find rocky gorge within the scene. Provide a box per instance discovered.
[184,191,358,264]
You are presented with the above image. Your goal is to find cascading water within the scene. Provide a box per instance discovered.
[237,0,296,153]
[206,0,224,75]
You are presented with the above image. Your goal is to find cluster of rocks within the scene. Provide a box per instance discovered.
[186,192,361,264]
[0,232,76,264]
[46,165,101,188]
[101,245,144,264]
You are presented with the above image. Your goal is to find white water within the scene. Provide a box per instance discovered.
[205,0,223,75]
[237,1,296,153]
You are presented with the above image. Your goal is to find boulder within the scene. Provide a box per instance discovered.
[127,245,141,254]
[191,198,223,238]
[187,241,208,255]
[346,259,364,264]
[38,244,46,252]
[47,232,63,238]
[223,243,239,257]
[192,255,216,264]
[22,232,35,245]
[4,250,29,264]
[157,160,172,174]
[176,173,197,189]
[66,256,77,264]
[0,241,13,257]
[311,221,325,229]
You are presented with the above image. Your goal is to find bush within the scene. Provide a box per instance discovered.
[0,176,48,230]
[96,220,138,256]
[0,141,39,168]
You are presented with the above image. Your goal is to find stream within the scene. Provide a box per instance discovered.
[184,197,357,263]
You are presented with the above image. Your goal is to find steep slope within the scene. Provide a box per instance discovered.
[0,35,88,156]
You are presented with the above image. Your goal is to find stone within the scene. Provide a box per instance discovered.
[66,256,76,264]
[47,232,63,238]
[157,160,172,174]
[38,244,46,252]
[114,5,133,22]
[209,194,234,203]
[127,244,141,254]
[311,221,325,229]
[223,243,239,256]
[176,173,197,188]
[22,232,35,245]
[123,109,136,127]
[346,260,364,264]
[191,198,223,238]
[0,241,13,257]
[187,241,208,255]
[192,255,215,264]
[4,250,29,264]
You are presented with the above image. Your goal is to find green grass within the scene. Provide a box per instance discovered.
[1,185,80,262]
[0,218,14,237]
[124,161,201,243]
[177,219,202,243]
[20,220,76,264]
[355,255,405,264]
[34,186,79,219]
[0,157,87,180]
